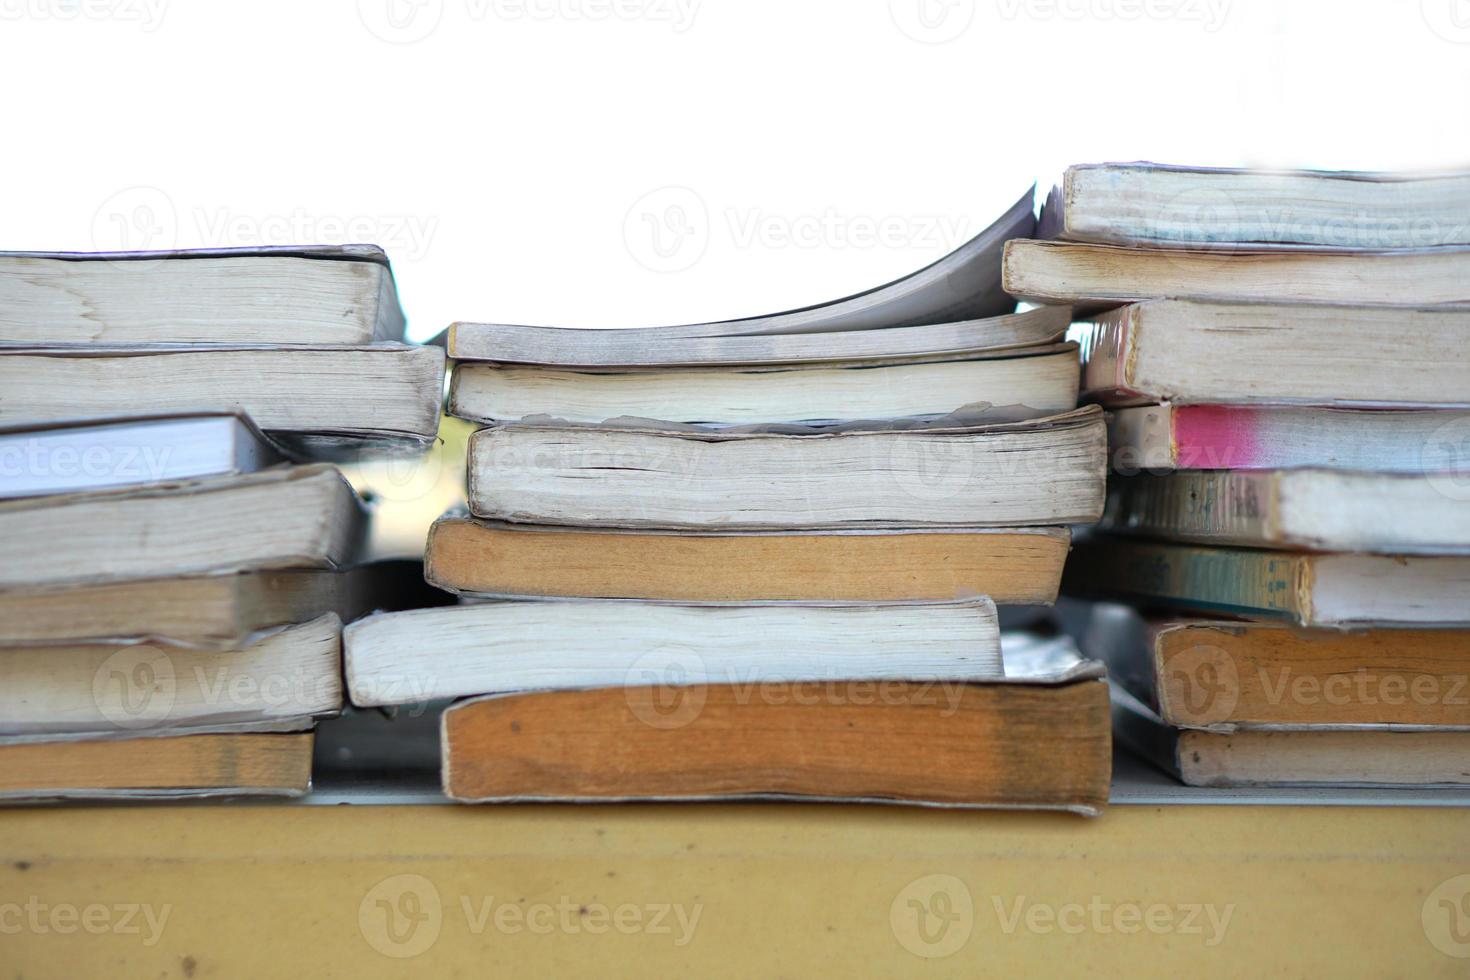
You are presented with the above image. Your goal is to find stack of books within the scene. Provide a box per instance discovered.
[0,246,444,801]
[344,190,1116,813]
[1009,162,1470,788]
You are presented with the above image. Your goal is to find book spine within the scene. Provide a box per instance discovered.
[1170,405,1272,470]
[1079,307,1149,405]
[1102,471,1281,546]
[1068,542,1305,622]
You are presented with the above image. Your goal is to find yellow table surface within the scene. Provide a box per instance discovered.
[2,803,1468,977]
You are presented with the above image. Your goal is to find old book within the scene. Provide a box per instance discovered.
[425,519,1070,603]
[448,189,1033,354]
[448,344,1080,426]
[1040,163,1470,249]
[0,344,445,450]
[440,660,1111,811]
[343,597,1001,707]
[446,305,1069,367]
[467,407,1106,529]
[1086,604,1470,730]
[1080,300,1470,406]
[0,732,314,801]
[0,245,403,346]
[1107,403,1470,473]
[0,615,342,741]
[0,413,282,500]
[1064,537,1470,628]
[1003,239,1470,311]
[1101,470,1470,555]
[0,465,366,590]
[0,560,440,649]
[1116,691,1470,787]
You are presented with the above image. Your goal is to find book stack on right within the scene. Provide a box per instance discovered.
[345,191,1117,814]
[1017,162,1470,789]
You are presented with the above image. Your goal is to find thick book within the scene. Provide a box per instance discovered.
[0,732,313,801]
[343,597,1002,707]
[439,641,1110,812]
[446,305,1069,367]
[0,465,366,590]
[1101,470,1470,555]
[447,343,1080,426]
[0,413,282,500]
[0,560,442,649]
[1003,239,1470,311]
[1107,403,1470,473]
[1079,300,1470,406]
[467,407,1106,529]
[1116,690,1470,787]
[446,189,1033,353]
[425,518,1070,604]
[1064,536,1470,628]
[0,615,342,742]
[1086,604,1470,730]
[1040,163,1470,249]
[0,245,404,347]
[0,344,445,452]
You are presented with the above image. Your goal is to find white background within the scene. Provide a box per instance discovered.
[3,0,1468,341]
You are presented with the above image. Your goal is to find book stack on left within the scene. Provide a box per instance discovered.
[345,193,1116,814]
[0,245,444,802]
